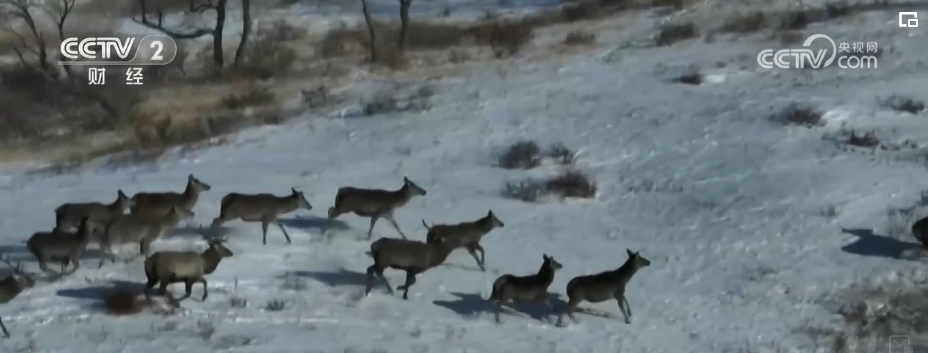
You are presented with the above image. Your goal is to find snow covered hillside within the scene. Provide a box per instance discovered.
[1,3,928,353]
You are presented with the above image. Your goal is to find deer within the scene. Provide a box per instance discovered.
[54,189,133,232]
[26,216,97,276]
[143,230,233,306]
[326,177,427,240]
[365,236,462,300]
[0,255,35,338]
[98,205,195,268]
[210,187,313,245]
[489,254,563,323]
[911,215,928,248]
[129,174,211,217]
[556,249,651,327]
[422,210,505,271]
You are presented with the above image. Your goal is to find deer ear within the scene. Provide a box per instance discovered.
[543,254,549,260]
[626,248,634,257]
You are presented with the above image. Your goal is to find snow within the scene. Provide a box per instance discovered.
[2,3,928,353]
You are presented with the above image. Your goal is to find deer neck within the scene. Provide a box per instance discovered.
[390,185,414,208]
[181,182,201,207]
[612,259,639,285]
[535,263,556,285]
[200,248,224,275]
[429,241,459,267]
[473,216,496,233]
[278,194,300,214]
[107,197,124,212]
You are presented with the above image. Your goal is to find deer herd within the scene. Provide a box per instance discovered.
[0,173,652,338]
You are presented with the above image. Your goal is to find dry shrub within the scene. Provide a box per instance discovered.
[673,71,702,85]
[502,170,597,202]
[880,94,925,115]
[544,169,597,199]
[821,283,928,352]
[546,142,574,165]
[498,140,542,169]
[563,30,596,46]
[720,12,767,33]
[845,130,880,148]
[470,21,535,58]
[362,85,433,116]
[219,86,276,110]
[772,103,824,127]
[655,22,697,46]
[560,2,602,22]
[103,288,146,315]
[777,9,810,30]
[234,20,301,79]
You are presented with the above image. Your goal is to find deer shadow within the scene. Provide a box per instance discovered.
[290,268,369,287]
[279,216,351,234]
[840,228,923,260]
[56,279,145,310]
[432,291,567,322]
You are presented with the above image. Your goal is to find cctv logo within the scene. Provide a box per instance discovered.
[60,37,136,62]
[899,12,918,28]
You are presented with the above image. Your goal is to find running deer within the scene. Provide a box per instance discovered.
[98,205,195,267]
[556,249,651,326]
[54,189,133,232]
[211,188,313,245]
[129,174,211,216]
[0,255,35,338]
[143,230,233,305]
[489,254,563,323]
[365,237,461,300]
[27,216,97,276]
[327,177,427,240]
[422,210,504,271]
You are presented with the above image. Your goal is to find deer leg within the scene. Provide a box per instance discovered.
[384,214,408,240]
[0,317,8,338]
[494,297,505,324]
[198,278,209,301]
[396,271,417,300]
[366,264,393,295]
[475,244,486,265]
[271,218,292,244]
[144,278,158,301]
[466,245,485,272]
[616,296,631,324]
[557,298,581,326]
[367,216,379,240]
[623,295,632,318]
[66,257,81,275]
[177,279,194,302]
[261,220,270,245]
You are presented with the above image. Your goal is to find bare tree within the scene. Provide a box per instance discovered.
[397,0,411,51]
[133,0,228,68]
[231,0,249,67]
[1,0,51,73]
[359,0,376,62]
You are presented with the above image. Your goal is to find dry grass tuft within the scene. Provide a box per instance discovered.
[563,30,596,46]
[655,22,697,46]
[772,103,825,128]
[499,140,543,170]
[880,94,925,115]
[845,130,880,148]
[544,169,597,198]
[720,12,767,33]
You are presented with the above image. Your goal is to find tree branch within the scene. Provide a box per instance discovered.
[132,13,212,39]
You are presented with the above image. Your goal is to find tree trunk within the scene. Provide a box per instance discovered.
[212,0,228,68]
[232,0,251,67]
[398,0,412,51]
[359,0,377,62]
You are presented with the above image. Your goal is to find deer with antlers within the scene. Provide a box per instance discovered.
[143,228,233,306]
